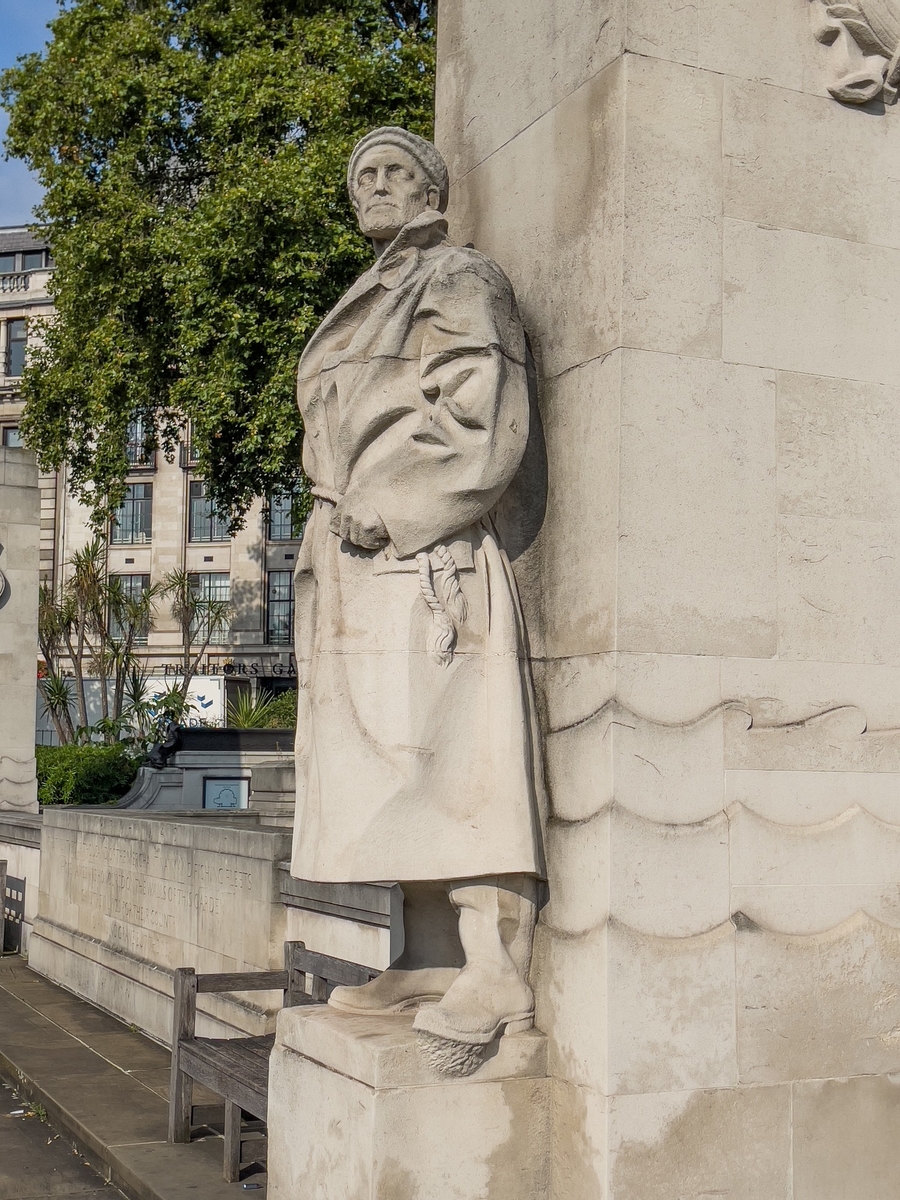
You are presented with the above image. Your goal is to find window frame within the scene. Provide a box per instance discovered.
[108,573,152,646]
[110,482,153,545]
[266,490,305,542]
[187,571,231,646]
[7,318,27,378]
[188,480,229,544]
[266,569,295,646]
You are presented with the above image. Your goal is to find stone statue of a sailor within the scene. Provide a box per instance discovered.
[290,126,544,1070]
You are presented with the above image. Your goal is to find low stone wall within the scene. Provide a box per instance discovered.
[29,808,291,1044]
[0,811,41,952]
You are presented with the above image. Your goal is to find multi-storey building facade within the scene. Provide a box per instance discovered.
[0,225,301,713]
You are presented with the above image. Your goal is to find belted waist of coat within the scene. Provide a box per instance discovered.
[310,483,468,667]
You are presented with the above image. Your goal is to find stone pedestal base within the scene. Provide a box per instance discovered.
[266,1006,550,1200]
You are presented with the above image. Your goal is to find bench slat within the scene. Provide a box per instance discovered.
[292,949,376,989]
[180,1038,272,1121]
[196,971,289,994]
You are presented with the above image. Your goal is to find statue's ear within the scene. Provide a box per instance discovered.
[426,185,440,210]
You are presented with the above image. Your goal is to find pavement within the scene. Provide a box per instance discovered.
[0,956,267,1200]
[1,1082,123,1200]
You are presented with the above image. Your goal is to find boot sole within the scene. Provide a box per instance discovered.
[328,993,449,1016]
[413,1008,535,1044]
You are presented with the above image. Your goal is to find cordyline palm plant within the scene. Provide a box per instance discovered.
[162,568,231,716]
[38,536,161,744]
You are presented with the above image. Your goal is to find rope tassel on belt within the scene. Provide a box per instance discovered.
[417,545,468,666]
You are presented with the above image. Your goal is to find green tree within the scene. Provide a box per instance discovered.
[37,536,161,744]
[1,0,434,528]
[162,568,232,707]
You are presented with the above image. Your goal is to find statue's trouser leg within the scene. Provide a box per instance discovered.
[412,875,538,1045]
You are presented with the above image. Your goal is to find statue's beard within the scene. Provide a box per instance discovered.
[357,195,429,241]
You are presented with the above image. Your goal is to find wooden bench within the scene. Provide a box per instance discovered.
[168,941,377,1182]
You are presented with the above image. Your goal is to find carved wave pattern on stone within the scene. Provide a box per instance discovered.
[534,911,900,1095]
[540,698,900,940]
[0,755,37,786]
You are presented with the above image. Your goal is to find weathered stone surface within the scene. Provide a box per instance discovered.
[793,1075,900,1200]
[617,351,777,657]
[607,920,737,1095]
[0,448,39,815]
[724,79,900,248]
[267,1008,550,1200]
[723,220,900,386]
[429,0,900,1194]
[29,808,291,1042]
[437,0,624,181]
[609,1084,792,1200]
[736,915,900,1084]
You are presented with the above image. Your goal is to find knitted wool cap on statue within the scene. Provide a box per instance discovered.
[347,127,450,213]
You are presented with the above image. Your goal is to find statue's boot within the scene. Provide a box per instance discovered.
[412,879,536,1045]
[328,967,459,1015]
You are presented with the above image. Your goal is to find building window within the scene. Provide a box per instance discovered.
[179,424,200,468]
[7,319,26,377]
[266,570,294,646]
[267,491,305,541]
[109,574,151,646]
[2,427,23,448]
[111,483,153,544]
[188,572,230,645]
[0,254,15,274]
[126,417,154,467]
[188,480,229,542]
[22,251,44,271]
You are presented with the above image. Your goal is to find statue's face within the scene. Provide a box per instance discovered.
[809,0,891,102]
[351,145,439,242]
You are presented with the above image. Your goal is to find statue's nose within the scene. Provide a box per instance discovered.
[810,9,888,103]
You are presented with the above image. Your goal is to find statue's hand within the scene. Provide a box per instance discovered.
[330,494,389,550]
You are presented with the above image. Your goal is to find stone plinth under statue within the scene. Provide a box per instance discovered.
[268,1008,549,1200]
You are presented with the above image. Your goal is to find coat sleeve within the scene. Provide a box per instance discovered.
[363,254,529,559]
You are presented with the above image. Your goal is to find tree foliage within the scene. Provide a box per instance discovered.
[37,535,162,743]
[1,0,435,527]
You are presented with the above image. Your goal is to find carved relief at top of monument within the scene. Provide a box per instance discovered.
[809,0,900,103]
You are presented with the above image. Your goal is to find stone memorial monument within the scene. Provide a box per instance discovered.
[269,0,900,1191]
[0,447,39,815]
[267,129,550,1195]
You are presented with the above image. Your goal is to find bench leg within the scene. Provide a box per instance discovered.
[224,1099,242,1183]
[167,1050,193,1144]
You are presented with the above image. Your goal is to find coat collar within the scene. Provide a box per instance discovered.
[298,210,452,381]
[372,209,450,290]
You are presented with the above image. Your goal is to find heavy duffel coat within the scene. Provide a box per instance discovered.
[290,210,544,883]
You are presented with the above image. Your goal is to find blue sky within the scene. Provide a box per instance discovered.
[0,0,58,227]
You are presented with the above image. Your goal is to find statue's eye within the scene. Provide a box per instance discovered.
[357,169,376,187]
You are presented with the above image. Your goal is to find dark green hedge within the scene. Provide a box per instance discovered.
[264,690,297,729]
[36,743,140,806]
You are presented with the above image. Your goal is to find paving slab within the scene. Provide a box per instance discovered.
[0,1086,122,1200]
[0,957,266,1200]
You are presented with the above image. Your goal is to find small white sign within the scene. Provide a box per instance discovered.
[144,677,225,727]
[203,778,249,810]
